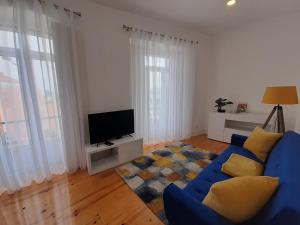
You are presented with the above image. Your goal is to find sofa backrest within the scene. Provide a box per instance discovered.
[253,131,300,225]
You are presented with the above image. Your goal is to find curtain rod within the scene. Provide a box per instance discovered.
[38,0,82,17]
[122,25,199,44]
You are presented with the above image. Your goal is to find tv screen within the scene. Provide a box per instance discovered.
[88,109,134,144]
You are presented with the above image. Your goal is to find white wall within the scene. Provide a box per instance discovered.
[57,1,300,136]
[59,0,212,136]
[209,13,300,131]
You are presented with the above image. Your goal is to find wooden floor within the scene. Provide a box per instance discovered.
[0,134,228,225]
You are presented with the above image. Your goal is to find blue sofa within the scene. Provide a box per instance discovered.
[163,131,300,225]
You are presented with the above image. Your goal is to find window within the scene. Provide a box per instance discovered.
[145,56,166,121]
[0,30,60,148]
[131,34,196,145]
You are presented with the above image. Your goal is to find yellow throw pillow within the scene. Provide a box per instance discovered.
[221,153,263,177]
[202,176,279,223]
[243,127,282,161]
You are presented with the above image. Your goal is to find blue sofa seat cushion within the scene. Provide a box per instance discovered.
[250,131,300,225]
[164,183,233,225]
[184,145,262,202]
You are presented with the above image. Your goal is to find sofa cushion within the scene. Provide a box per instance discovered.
[163,183,233,225]
[221,153,264,177]
[184,145,262,202]
[250,131,300,225]
[243,127,282,161]
[214,144,263,164]
[202,176,279,223]
[185,169,230,201]
[164,131,300,225]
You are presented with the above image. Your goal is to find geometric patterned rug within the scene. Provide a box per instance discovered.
[115,142,218,224]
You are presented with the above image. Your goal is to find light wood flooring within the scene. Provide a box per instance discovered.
[0,134,228,225]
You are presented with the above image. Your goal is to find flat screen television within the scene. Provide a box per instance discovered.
[88,109,134,144]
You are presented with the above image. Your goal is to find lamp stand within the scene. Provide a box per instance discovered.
[262,104,285,133]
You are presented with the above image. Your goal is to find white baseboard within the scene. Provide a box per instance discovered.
[192,130,207,136]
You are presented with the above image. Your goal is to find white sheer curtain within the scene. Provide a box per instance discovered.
[0,0,85,194]
[130,31,197,145]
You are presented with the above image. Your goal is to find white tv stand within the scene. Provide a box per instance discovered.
[85,136,143,175]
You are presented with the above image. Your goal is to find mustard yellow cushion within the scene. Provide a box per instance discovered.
[243,127,282,161]
[221,153,263,177]
[202,176,279,223]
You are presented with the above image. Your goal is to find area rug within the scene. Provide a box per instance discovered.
[115,142,218,224]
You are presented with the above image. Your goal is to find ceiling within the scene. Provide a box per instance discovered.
[94,0,300,34]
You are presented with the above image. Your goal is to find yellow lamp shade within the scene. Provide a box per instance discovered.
[262,86,299,105]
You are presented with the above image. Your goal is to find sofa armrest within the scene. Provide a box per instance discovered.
[231,134,248,147]
[163,184,233,225]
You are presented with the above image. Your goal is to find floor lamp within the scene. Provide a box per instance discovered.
[262,86,298,133]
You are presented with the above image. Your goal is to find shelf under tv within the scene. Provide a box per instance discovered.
[85,136,143,175]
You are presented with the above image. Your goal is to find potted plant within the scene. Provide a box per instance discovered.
[214,98,233,113]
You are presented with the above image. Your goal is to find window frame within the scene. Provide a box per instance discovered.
[0,30,60,148]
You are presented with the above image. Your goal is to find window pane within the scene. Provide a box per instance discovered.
[0,30,53,53]
[28,35,53,54]
[32,59,61,139]
[0,30,15,48]
[145,55,166,121]
[145,56,166,68]
[0,29,59,145]
[0,56,29,147]
[149,71,162,120]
